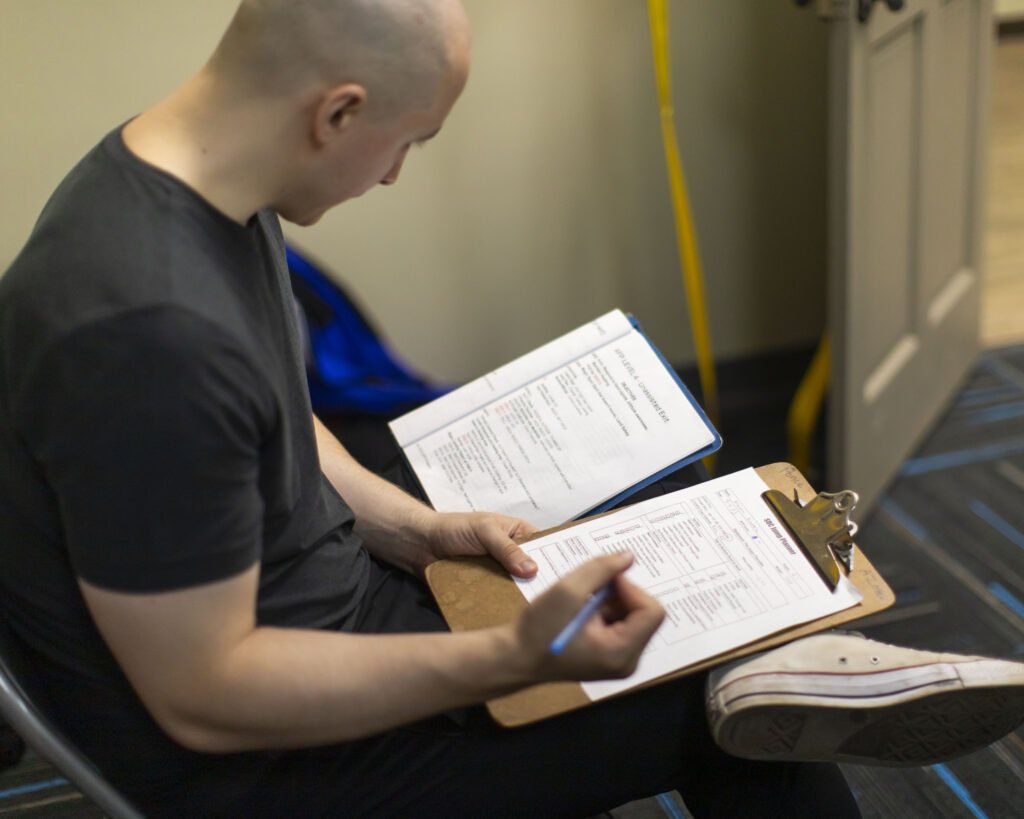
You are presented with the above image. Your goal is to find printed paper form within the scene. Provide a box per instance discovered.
[513,468,863,701]
[390,310,715,529]
[392,310,636,444]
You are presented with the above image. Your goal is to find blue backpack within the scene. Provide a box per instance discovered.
[287,246,452,415]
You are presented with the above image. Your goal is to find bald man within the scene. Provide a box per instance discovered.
[4,2,1022,817]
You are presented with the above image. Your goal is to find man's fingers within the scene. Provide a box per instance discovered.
[529,557,658,679]
[610,587,665,645]
[559,551,634,600]
[510,518,541,539]
[570,574,663,677]
[483,520,539,577]
[536,552,637,629]
[499,541,538,578]
[610,572,660,617]
[500,517,541,576]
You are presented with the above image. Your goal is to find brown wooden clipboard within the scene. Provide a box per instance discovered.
[424,463,895,727]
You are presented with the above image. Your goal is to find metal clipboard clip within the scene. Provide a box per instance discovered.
[761,488,860,590]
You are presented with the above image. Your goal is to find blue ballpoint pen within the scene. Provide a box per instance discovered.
[548,580,615,655]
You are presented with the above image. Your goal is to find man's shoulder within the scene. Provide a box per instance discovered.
[3,125,263,309]
[18,303,269,402]
[1,127,278,391]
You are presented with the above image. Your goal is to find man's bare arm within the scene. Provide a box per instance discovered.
[311,414,438,573]
[79,553,662,753]
[311,415,538,576]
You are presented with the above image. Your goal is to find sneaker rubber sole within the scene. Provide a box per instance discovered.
[707,658,1024,766]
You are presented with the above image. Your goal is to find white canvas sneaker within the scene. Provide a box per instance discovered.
[705,632,1024,766]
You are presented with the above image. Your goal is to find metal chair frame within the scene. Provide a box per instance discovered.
[0,618,144,819]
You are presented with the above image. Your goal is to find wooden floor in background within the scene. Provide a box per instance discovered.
[981,31,1024,348]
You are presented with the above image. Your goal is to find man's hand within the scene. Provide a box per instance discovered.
[424,511,541,578]
[512,552,666,682]
[312,415,540,577]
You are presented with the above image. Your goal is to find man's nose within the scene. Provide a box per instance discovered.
[380,155,406,186]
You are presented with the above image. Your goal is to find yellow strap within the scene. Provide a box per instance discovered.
[787,333,830,477]
[647,0,719,469]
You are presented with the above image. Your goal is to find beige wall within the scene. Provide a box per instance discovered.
[1,0,828,384]
[996,0,1024,20]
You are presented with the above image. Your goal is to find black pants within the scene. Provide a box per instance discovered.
[225,452,862,819]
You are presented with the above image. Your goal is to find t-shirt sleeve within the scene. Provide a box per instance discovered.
[14,307,275,592]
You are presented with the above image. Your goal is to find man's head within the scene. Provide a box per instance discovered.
[206,0,471,224]
[210,0,466,116]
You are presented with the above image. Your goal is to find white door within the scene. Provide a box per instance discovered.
[823,0,993,509]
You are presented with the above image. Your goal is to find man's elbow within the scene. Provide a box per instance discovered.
[148,701,260,754]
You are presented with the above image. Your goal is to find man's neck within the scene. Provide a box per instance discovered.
[122,71,293,225]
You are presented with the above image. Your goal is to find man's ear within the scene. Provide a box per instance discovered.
[312,83,367,147]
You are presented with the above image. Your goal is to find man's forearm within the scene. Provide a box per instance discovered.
[163,622,527,753]
[312,414,437,573]
[81,565,533,754]
[82,555,657,758]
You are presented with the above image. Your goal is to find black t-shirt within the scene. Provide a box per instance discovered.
[0,128,370,804]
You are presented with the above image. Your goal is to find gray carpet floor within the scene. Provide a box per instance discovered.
[834,346,1024,819]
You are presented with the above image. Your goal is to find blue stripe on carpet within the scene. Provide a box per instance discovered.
[900,442,1024,475]
[879,499,930,542]
[958,384,1021,407]
[970,500,1024,552]
[0,777,69,800]
[988,583,1024,622]
[656,792,687,819]
[966,401,1024,425]
[981,356,1024,391]
[931,764,988,819]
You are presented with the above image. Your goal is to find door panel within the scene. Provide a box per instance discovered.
[827,0,992,510]
[858,26,917,383]
[922,1,976,307]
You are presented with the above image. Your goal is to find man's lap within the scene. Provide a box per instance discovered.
[223,453,860,818]
[232,620,855,818]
